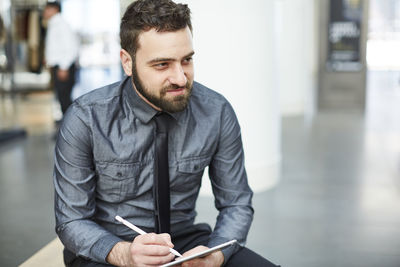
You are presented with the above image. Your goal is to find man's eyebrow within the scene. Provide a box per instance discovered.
[147,51,195,65]
[183,51,195,59]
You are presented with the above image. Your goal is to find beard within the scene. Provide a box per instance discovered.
[131,64,192,113]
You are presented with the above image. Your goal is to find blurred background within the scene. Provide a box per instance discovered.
[1,0,400,266]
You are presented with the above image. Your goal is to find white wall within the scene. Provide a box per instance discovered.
[180,0,281,193]
[277,0,317,117]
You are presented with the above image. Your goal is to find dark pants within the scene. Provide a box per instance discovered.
[51,64,76,115]
[64,223,280,267]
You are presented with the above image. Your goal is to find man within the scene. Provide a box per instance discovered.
[54,0,279,266]
[43,1,79,116]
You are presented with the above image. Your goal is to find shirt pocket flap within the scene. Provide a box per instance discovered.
[97,162,141,179]
[178,156,210,173]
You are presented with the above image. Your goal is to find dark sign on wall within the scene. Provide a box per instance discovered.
[327,0,363,72]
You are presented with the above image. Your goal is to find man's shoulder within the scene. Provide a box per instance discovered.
[191,81,228,106]
[74,80,122,107]
[190,82,237,121]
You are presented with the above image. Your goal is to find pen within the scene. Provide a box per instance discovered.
[115,215,183,257]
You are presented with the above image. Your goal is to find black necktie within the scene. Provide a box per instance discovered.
[154,112,170,233]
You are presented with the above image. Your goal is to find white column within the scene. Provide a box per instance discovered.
[180,0,281,194]
[277,0,317,116]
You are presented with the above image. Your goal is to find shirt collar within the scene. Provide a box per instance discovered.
[122,76,186,124]
[48,13,62,26]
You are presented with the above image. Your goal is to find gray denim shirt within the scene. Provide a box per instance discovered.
[54,76,254,264]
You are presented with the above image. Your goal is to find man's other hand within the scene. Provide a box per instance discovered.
[178,245,224,267]
[57,69,69,81]
[107,233,175,267]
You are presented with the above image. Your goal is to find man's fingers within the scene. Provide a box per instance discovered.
[135,233,173,247]
[182,258,203,267]
[130,233,178,266]
[132,244,172,256]
[159,233,174,247]
[180,246,214,267]
[182,245,209,257]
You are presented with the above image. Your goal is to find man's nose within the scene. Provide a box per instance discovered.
[169,65,187,87]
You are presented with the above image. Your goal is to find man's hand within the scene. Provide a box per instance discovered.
[57,69,69,81]
[178,246,224,267]
[107,233,176,267]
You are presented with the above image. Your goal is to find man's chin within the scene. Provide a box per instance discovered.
[163,102,189,113]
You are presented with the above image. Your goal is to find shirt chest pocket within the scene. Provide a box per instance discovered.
[96,162,141,202]
[173,156,211,192]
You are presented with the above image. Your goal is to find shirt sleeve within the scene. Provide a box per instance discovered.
[207,101,254,265]
[53,103,122,263]
[57,22,79,70]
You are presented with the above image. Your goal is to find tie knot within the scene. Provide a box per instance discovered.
[154,112,169,133]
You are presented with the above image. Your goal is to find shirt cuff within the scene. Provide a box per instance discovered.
[207,236,241,266]
[91,233,123,264]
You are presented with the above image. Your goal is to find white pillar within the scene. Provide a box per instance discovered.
[277,0,317,116]
[180,0,281,194]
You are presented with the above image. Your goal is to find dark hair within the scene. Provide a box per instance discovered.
[120,0,192,58]
[45,1,61,12]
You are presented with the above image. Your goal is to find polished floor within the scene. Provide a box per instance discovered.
[1,70,400,266]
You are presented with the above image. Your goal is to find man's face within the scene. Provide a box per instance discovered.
[129,27,194,113]
[43,6,57,21]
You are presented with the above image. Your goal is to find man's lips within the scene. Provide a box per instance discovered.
[166,87,186,96]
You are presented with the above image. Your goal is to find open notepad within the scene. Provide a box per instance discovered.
[160,239,237,267]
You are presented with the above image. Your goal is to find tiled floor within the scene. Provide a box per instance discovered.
[1,70,400,266]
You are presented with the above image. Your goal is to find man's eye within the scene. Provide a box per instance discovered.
[154,63,168,69]
[183,57,193,64]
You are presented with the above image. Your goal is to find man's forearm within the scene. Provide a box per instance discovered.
[56,218,124,263]
[107,241,132,267]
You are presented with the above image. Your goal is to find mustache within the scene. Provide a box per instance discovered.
[162,81,192,93]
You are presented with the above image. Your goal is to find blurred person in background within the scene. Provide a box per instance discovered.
[43,1,79,118]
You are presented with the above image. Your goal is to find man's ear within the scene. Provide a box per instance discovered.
[120,49,133,76]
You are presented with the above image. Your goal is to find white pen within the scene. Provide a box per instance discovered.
[115,215,183,257]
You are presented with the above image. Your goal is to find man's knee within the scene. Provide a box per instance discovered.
[225,247,280,267]
[63,248,111,267]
